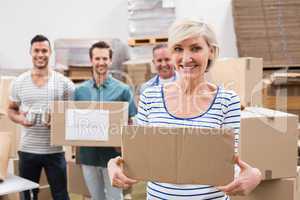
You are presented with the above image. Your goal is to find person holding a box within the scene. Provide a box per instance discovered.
[139,44,178,94]
[7,35,74,200]
[107,19,262,199]
[75,41,137,200]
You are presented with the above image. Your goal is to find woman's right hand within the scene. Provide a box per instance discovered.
[108,156,138,189]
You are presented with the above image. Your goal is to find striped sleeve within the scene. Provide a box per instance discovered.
[136,90,150,125]
[63,77,75,101]
[9,78,21,104]
[223,92,241,154]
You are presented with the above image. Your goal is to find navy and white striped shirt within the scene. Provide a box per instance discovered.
[136,85,240,200]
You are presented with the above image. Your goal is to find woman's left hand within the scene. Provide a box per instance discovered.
[217,156,262,196]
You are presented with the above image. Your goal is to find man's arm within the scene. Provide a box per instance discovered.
[7,100,32,127]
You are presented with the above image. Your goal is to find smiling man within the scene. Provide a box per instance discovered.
[75,41,137,200]
[139,44,178,94]
[7,35,74,200]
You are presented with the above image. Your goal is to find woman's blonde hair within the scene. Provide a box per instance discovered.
[168,19,219,70]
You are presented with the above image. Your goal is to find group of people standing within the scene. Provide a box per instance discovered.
[7,19,262,200]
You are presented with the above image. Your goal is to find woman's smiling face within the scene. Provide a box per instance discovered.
[171,36,213,81]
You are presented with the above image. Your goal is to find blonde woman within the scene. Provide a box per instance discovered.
[108,19,262,199]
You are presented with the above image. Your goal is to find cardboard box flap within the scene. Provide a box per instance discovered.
[51,101,128,147]
[122,126,235,185]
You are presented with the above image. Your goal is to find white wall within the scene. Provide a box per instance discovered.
[175,0,238,58]
[0,0,237,70]
[0,0,129,70]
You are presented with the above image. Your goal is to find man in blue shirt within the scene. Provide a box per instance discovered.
[75,41,137,200]
[139,44,178,94]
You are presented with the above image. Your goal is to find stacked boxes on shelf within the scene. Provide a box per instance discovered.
[54,38,130,82]
[123,59,153,103]
[262,71,300,120]
[128,0,174,59]
[128,0,175,38]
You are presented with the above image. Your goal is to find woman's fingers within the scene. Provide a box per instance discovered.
[235,156,250,170]
[217,179,240,193]
[108,157,138,189]
[116,172,138,185]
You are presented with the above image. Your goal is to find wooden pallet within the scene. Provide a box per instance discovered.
[128,36,168,46]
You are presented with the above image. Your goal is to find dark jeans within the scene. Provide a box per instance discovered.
[18,151,70,200]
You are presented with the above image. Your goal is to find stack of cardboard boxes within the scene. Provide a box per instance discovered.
[262,71,300,121]
[209,57,300,199]
[123,59,154,103]
[0,76,20,159]
[232,108,300,200]
[232,0,300,67]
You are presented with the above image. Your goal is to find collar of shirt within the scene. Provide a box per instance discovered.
[154,72,178,86]
[90,74,112,89]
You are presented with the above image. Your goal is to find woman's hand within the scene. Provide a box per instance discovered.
[217,156,262,196]
[107,156,138,189]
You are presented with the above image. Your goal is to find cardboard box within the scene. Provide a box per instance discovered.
[207,57,263,107]
[232,179,297,200]
[68,66,92,81]
[298,124,300,139]
[67,161,90,197]
[241,107,298,180]
[123,59,153,85]
[0,76,15,114]
[0,114,20,158]
[122,126,235,185]
[51,101,128,147]
[262,76,300,121]
[232,167,300,200]
[0,193,19,200]
[38,186,52,200]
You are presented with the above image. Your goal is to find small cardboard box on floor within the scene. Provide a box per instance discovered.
[241,107,298,180]
[38,186,52,200]
[122,126,235,186]
[67,161,90,197]
[51,101,128,147]
[206,57,263,107]
[232,167,300,200]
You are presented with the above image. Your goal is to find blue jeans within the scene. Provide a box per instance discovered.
[18,151,69,200]
[81,164,123,200]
